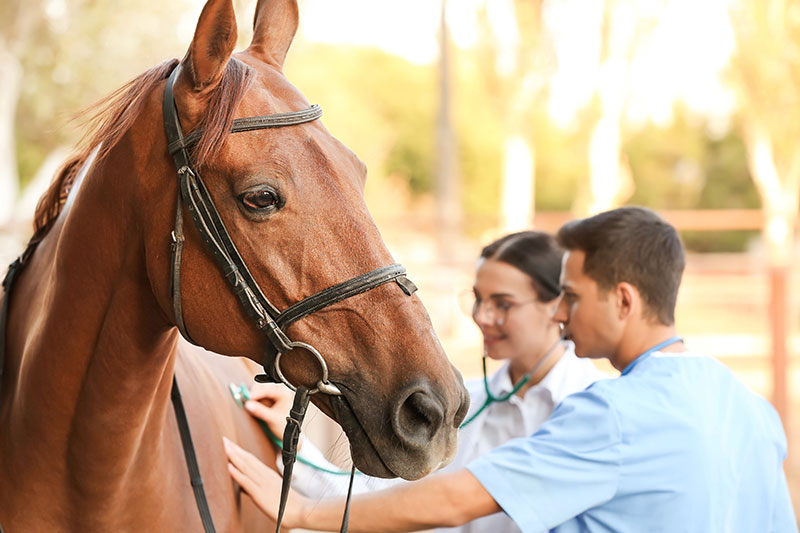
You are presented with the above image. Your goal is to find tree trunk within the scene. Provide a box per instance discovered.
[500,134,534,232]
[0,42,21,226]
[584,58,633,215]
[436,0,460,259]
[743,121,798,433]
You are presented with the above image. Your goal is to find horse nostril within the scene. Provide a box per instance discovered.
[454,386,470,428]
[392,388,445,450]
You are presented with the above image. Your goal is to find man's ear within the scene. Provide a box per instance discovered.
[616,282,638,320]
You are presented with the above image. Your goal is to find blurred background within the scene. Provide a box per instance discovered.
[1,0,798,521]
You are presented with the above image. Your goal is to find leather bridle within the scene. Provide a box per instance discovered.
[162,66,414,532]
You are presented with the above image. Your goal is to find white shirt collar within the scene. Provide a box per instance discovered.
[488,341,585,405]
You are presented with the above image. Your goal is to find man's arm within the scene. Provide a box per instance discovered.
[224,437,501,532]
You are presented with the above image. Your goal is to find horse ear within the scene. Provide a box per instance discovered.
[179,0,238,91]
[247,0,299,69]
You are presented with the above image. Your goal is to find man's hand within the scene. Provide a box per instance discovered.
[223,436,306,528]
[225,431,500,532]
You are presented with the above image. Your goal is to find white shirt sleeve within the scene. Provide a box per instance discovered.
[278,436,404,499]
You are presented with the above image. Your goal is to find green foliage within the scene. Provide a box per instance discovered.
[623,107,761,252]
[454,55,503,219]
[728,0,800,180]
[11,0,195,187]
[8,3,774,257]
[698,126,760,210]
[286,44,437,195]
[679,229,761,253]
[532,112,589,212]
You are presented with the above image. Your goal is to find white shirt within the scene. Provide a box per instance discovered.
[284,342,608,533]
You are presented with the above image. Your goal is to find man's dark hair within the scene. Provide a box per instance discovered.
[481,231,563,302]
[556,206,685,325]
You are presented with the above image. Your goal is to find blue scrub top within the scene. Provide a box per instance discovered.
[467,352,797,533]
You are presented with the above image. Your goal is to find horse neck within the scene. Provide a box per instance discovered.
[2,146,179,509]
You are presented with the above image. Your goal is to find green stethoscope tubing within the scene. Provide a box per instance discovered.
[229,338,566,474]
[231,335,685,476]
[229,383,359,476]
[459,337,565,428]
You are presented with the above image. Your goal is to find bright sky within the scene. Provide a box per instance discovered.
[43,0,739,128]
[298,0,737,128]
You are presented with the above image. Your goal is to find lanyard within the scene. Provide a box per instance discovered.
[459,338,564,429]
[620,335,684,376]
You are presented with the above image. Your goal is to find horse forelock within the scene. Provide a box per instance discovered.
[31,57,254,238]
[189,58,255,168]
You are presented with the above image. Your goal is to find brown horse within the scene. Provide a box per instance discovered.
[0,0,469,531]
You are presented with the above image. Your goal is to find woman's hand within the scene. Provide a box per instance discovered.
[244,382,295,438]
[223,436,306,528]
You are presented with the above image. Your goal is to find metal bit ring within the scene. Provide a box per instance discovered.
[273,341,343,396]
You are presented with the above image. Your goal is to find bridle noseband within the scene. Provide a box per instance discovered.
[163,66,415,532]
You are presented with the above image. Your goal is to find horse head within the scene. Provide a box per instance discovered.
[136,0,469,480]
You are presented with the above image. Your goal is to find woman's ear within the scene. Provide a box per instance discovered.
[546,297,561,321]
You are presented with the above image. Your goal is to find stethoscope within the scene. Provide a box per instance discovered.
[459,337,566,428]
[459,335,684,428]
[228,335,685,473]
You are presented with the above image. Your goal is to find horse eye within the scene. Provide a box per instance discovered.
[240,189,279,211]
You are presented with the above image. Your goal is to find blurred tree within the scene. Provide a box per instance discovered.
[623,106,761,252]
[729,0,800,266]
[6,0,201,226]
[472,0,554,232]
[0,0,44,224]
[532,104,591,211]
[284,43,437,209]
[575,0,664,216]
[728,0,800,422]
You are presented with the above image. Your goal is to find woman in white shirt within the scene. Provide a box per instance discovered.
[242,231,607,533]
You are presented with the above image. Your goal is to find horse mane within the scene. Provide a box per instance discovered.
[33,57,254,236]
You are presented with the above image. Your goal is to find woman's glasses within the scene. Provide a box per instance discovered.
[458,290,539,326]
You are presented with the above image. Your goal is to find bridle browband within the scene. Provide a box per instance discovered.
[164,66,416,393]
[162,66,414,532]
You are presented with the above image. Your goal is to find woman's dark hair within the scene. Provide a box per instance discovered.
[480,231,563,302]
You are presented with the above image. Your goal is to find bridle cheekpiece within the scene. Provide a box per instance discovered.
[162,65,415,533]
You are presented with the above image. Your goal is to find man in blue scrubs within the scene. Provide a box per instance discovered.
[225,206,798,532]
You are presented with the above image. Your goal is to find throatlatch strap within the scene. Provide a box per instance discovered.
[170,192,196,345]
[171,376,216,533]
[1,232,43,398]
[0,260,18,533]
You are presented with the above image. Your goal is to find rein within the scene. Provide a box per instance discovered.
[0,64,416,533]
[0,232,47,533]
[161,66,415,533]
